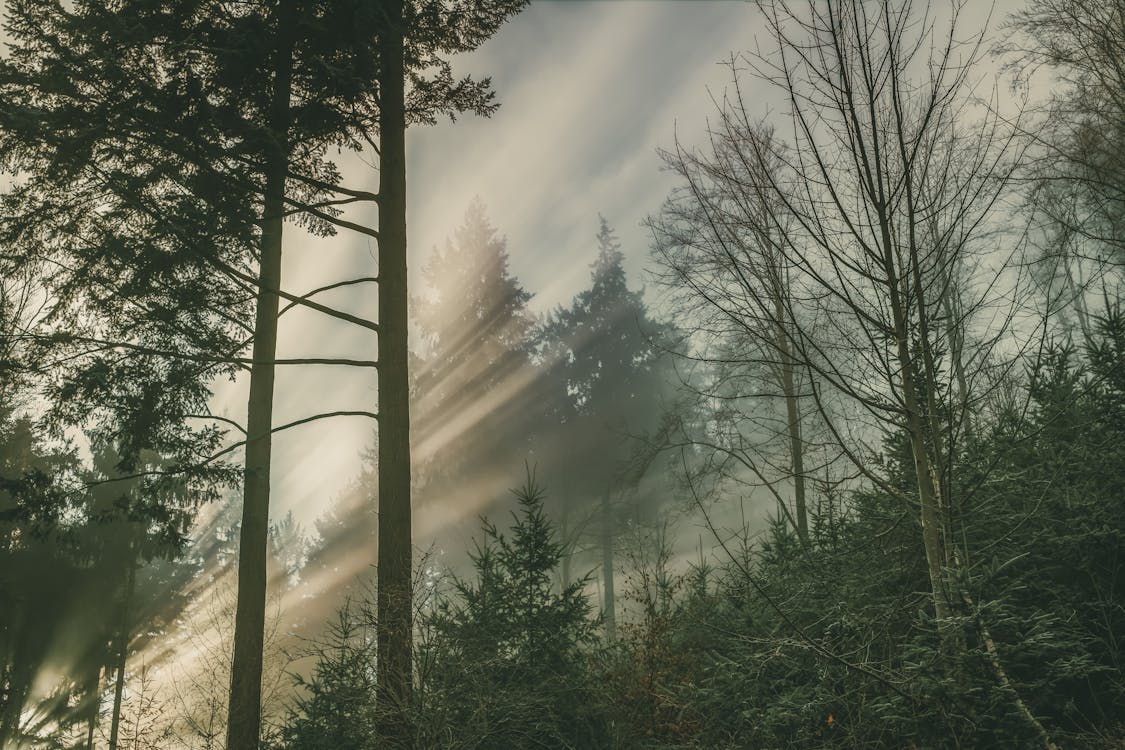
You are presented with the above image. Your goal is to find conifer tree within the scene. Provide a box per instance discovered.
[413,200,535,493]
[417,477,608,748]
[374,8,529,742]
[274,602,379,750]
[541,218,677,640]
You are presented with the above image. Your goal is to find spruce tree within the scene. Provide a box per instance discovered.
[273,602,379,750]
[413,200,535,496]
[540,217,677,639]
[417,477,608,749]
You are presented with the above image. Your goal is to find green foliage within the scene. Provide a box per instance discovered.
[955,305,1125,742]
[273,602,379,750]
[598,306,1125,749]
[416,477,610,749]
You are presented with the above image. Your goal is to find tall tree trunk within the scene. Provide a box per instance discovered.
[376,0,413,744]
[108,562,136,750]
[0,653,29,746]
[897,329,955,639]
[934,281,1056,746]
[941,285,972,444]
[226,5,293,747]
[601,490,616,642]
[940,283,971,572]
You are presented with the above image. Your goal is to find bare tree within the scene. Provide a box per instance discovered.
[651,118,827,547]
[167,578,292,750]
[653,1,1056,745]
[112,662,174,750]
[1004,0,1125,331]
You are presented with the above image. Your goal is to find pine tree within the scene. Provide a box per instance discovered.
[370,7,530,742]
[273,602,378,750]
[417,476,609,749]
[540,217,677,640]
[415,198,533,428]
[413,200,536,500]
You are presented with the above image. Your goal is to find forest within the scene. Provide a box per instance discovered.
[0,0,1123,748]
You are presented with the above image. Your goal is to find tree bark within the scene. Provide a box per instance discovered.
[0,666,26,747]
[225,4,293,747]
[376,0,414,744]
[108,562,136,750]
[0,606,28,747]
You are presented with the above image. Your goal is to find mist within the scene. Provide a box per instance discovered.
[2,1,1124,749]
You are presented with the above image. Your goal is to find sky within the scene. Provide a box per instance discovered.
[258,0,1016,536]
[0,0,1019,537]
[218,0,778,533]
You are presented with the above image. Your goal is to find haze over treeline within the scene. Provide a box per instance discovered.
[1,1,1124,749]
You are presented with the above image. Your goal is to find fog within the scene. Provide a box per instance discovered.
[4,0,1121,748]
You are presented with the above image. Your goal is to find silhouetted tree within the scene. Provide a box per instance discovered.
[273,602,378,750]
[373,6,529,743]
[413,198,534,478]
[416,476,608,748]
[541,218,677,640]
[0,408,77,746]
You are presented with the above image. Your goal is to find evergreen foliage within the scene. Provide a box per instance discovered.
[597,309,1125,749]
[416,476,610,749]
[273,603,378,750]
[413,199,536,486]
[275,477,610,750]
[2,1,1125,748]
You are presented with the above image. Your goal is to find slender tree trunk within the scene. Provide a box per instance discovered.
[376,1,413,744]
[775,306,808,545]
[86,703,98,750]
[0,685,26,747]
[936,286,1056,744]
[904,220,959,577]
[84,663,104,750]
[941,283,971,574]
[867,166,955,652]
[882,243,955,651]
[108,563,136,750]
[941,286,972,444]
[898,335,955,633]
[601,490,616,642]
[0,654,29,746]
[226,6,293,747]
